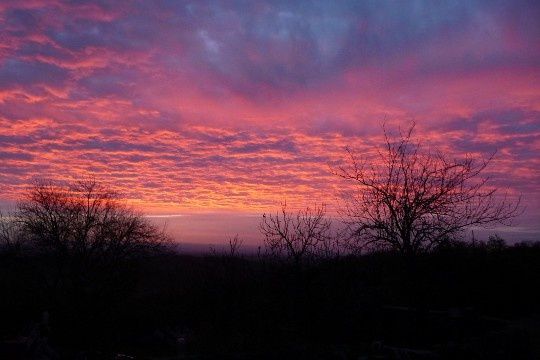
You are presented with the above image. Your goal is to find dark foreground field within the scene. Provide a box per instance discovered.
[1,241,540,359]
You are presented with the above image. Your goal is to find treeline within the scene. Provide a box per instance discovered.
[0,184,539,359]
[1,238,540,359]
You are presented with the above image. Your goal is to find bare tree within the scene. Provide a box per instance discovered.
[0,212,24,253]
[3,179,170,345]
[15,179,168,262]
[209,234,244,257]
[335,123,521,256]
[227,234,243,257]
[260,202,332,264]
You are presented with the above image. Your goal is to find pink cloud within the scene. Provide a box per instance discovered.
[0,0,538,242]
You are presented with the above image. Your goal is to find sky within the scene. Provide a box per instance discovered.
[0,0,539,245]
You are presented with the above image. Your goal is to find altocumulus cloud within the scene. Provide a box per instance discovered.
[0,0,538,241]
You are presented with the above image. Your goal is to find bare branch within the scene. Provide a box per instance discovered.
[14,179,168,262]
[260,202,332,264]
[334,123,522,256]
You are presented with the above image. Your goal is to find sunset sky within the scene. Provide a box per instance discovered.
[0,1,539,244]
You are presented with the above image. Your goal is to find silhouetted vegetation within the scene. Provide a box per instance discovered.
[1,224,539,359]
[260,202,335,265]
[334,123,521,256]
[0,180,169,358]
[0,137,536,358]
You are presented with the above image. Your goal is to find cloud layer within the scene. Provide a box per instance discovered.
[1,0,539,241]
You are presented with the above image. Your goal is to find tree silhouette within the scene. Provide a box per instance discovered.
[335,123,521,256]
[0,212,24,253]
[16,179,168,262]
[260,202,331,264]
[227,234,243,257]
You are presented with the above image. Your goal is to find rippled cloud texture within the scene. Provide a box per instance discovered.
[1,0,539,242]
